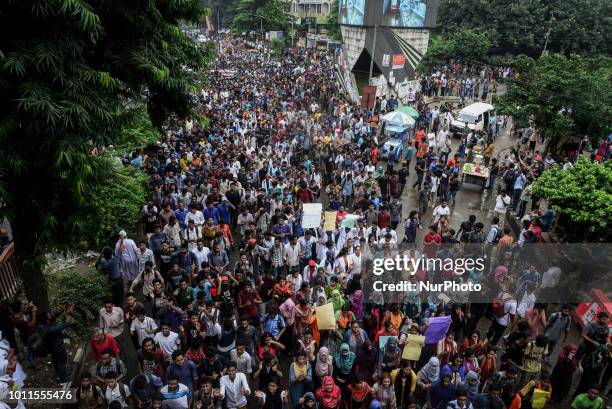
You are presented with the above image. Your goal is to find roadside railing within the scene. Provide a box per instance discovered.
[0,243,20,299]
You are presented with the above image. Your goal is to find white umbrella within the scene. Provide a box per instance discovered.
[381,110,415,127]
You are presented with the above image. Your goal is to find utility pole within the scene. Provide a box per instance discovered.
[216,9,221,54]
[368,25,378,85]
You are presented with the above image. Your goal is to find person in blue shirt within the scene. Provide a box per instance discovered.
[262,305,286,340]
[98,246,124,306]
[203,203,220,225]
[217,198,233,226]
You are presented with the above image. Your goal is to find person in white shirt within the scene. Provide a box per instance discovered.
[219,362,250,409]
[283,237,301,270]
[376,227,398,243]
[136,242,156,273]
[130,310,158,346]
[185,207,204,227]
[102,373,131,408]
[99,302,125,341]
[181,220,201,252]
[432,201,451,224]
[229,341,253,375]
[154,323,180,363]
[192,240,210,270]
[160,376,191,409]
[350,246,363,276]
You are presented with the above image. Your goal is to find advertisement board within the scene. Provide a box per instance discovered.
[338,0,438,28]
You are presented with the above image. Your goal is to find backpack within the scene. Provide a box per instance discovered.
[491,226,502,244]
[101,383,128,403]
[492,293,512,318]
[27,327,48,357]
[503,169,516,187]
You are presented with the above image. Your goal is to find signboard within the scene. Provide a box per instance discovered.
[381,54,391,67]
[392,54,406,70]
[573,289,612,343]
[302,203,323,229]
[362,85,377,109]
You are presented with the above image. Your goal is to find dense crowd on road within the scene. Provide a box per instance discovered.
[0,38,610,409]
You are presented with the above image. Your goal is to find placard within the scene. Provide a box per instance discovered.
[302,203,323,228]
[423,315,451,344]
[324,211,338,231]
[402,334,425,361]
[315,303,336,330]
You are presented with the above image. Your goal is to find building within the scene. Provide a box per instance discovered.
[290,0,333,18]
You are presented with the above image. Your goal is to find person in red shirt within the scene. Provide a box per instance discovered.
[374,320,399,344]
[415,127,426,146]
[529,218,542,241]
[377,207,391,229]
[335,206,348,225]
[371,146,379,165]
[90,331,120,361]
[237,284,262,324]
[423,225,442,257]
[296,184,316,203]
[389,171,400,197]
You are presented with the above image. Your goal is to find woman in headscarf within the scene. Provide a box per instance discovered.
[462,348,479,375]
[297,391,319,409]
[478,346,497,386]
[316,376,342,409]
[348,374,372,409]
[344,321,368,353]
[334,342,356,403]
[427,366,457,409]
[335,302,354,339]
[463,370,480,402]
[372,372,397,409]
[350,289,365,321]
[436,332,457,368]
[356,339,378,383]
[314,346,333,388]
[289,350,312,408]
[380,337,401,373]
[416,357,440,398]
[550,343,577,403]
[255,376,287,409]
[330,288,346,312]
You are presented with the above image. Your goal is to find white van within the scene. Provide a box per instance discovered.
[450,102,495,136]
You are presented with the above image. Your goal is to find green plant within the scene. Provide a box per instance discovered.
[47,269,112,337]
[531,158,612,241]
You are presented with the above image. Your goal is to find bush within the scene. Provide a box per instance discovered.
[47,270,112,337]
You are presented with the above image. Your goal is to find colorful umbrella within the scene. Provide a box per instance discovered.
[381,111,415,127]
[397,106,420,119]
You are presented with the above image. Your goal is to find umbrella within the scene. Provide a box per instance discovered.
[397,106,420,119]
[381,111,415,127]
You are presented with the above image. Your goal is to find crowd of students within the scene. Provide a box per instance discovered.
[0,38,609,409]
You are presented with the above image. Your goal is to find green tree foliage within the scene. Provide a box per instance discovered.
[206,0,239,28]
[496,54,612,148]
[232,0,291,35]
[531,158,612,240]
[420,30,491,70]
[47,269,112,336]
[436,0,612,56]
[326,0,341,41]
[80,159,149,251]
[0,0,214,308]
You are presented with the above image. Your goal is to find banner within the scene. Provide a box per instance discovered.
[324,211,338,231]
[424,315,451,344]
[392,54,406,70]
[315,303,336,330]
[302,203,323,229]
[340,214,360,228]
[402,334,426,361]
[381,54,391,67]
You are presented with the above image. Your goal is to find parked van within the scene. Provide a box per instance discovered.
[450,102,495,136]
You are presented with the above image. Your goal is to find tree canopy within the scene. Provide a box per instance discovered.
[325,0,341,41]
[531,159,612,241]
[436,0,612,56]
[419,30,491,71]
[496,53,612,149]
[232,0,291,35]
[0,0,214,307]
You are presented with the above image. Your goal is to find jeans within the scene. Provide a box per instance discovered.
[51,347,69,383]
[448,190,458,206]
[512,188,522,210]
[412,173,424,189]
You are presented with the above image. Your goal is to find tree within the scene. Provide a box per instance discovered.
[496,54,612,149]
[419,30,491,71]
[531,159,612,241]
[232,0,291,35]
[0,0,214,309]
[206,0,239,29]
[326,0,342,41]
[436,0,612,56]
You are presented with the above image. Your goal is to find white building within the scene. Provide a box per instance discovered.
[290,0,332,18]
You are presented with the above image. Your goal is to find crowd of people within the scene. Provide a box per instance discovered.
[0,38,610,409]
